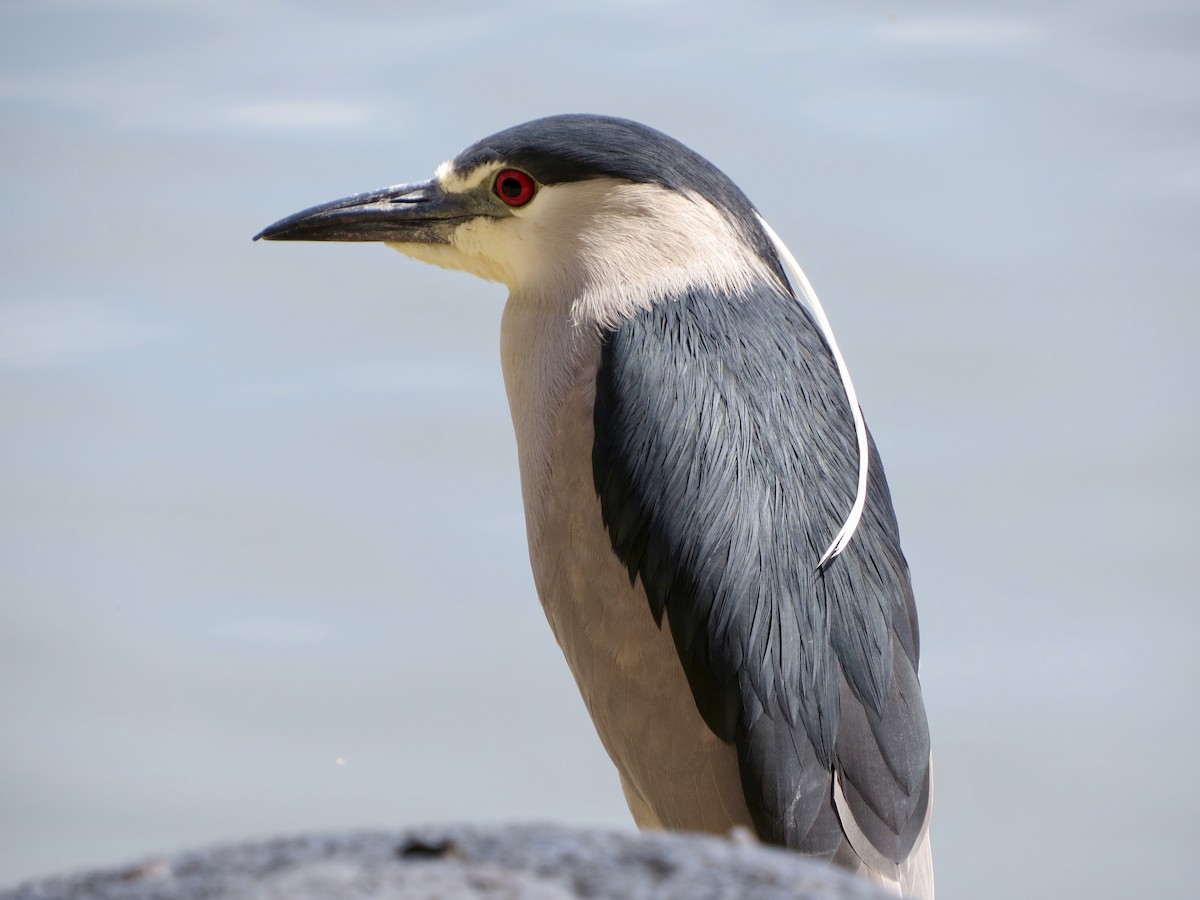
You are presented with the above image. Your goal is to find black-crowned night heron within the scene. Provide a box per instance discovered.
[255,114,933,898]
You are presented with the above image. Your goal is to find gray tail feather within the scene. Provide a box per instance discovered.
[832,755,935,899]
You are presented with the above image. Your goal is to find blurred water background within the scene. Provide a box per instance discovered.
[2,1,1197,896]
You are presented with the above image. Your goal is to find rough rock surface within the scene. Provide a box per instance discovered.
[2,824,895,899]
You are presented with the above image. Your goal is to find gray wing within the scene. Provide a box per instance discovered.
[592,278,931,874]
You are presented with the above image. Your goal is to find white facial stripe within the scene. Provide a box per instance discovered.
[435,159,504,194]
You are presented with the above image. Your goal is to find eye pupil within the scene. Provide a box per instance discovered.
[494,169,535,206]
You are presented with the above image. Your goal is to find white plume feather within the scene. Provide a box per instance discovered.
[756,215,869,567]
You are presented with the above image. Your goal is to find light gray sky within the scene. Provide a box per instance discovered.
[2,1,1198,896]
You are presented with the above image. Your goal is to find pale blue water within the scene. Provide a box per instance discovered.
[2,2,1198,896]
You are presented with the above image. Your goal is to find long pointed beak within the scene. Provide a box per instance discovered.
[253,179,474,244]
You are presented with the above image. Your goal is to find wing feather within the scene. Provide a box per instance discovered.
[592,275,931,880]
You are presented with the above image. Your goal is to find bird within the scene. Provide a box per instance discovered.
[255,114,933,897]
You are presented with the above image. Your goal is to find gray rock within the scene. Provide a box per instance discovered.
[2,825,894,899]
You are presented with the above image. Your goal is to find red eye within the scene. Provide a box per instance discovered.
[494,169,536,207]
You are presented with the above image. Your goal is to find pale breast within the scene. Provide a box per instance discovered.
[499,296,754,835]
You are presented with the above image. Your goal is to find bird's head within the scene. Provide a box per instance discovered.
[255,114,788,326]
